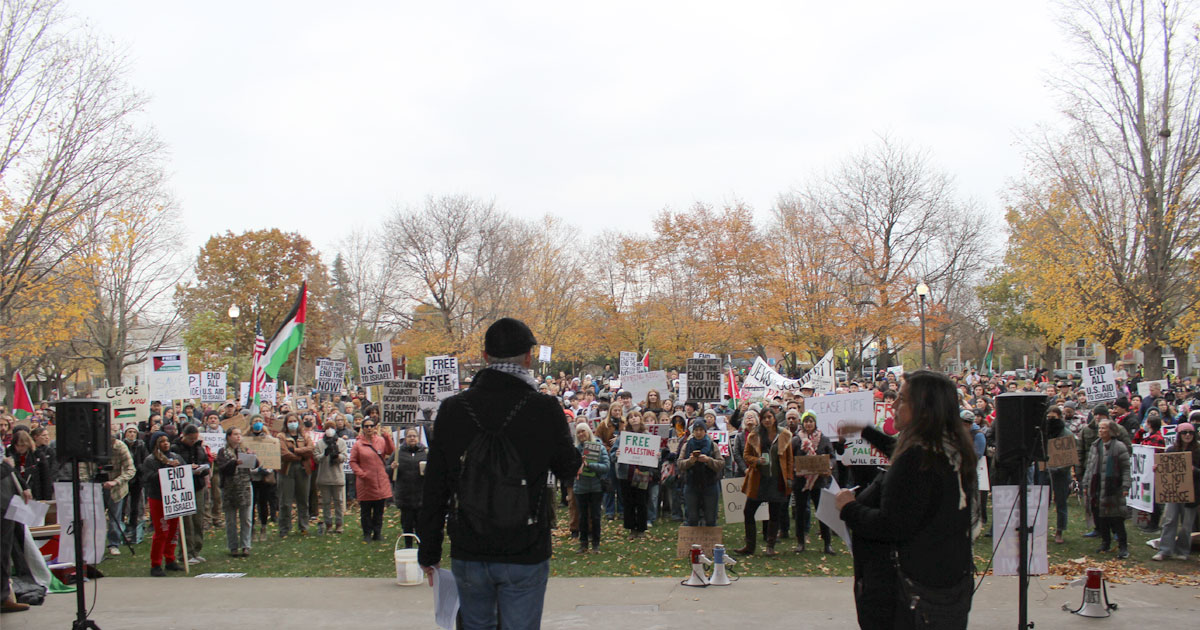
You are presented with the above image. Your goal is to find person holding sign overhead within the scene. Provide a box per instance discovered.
[1151,422,1198,561]
[140,432,185,577]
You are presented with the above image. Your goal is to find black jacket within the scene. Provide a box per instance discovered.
[170,439,211,484]
[417,369,581,567]
[390,443,427,509]
[140,453,182,500]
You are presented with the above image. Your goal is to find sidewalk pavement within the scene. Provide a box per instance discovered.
[6,575,1197,629]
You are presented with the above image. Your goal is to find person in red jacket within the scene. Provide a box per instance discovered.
[349,415,394,542]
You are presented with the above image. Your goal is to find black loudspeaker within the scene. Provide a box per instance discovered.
[53,399,112,463]
[994,392,1049,464]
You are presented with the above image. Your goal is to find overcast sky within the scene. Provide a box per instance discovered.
[79,1,1069,258]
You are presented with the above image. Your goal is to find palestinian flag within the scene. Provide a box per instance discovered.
[641,350,650,371]
[11,370,34,421]
[262,282,307,379]
[983,331,995,376]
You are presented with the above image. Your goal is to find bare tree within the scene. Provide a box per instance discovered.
[332,228,397,366]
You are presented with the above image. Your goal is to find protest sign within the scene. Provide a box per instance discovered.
[886,365,904,378]
[147,350,189,400]
[807,390,875,437]
[621,370,668,407]
[794,455,832,475]
[1136,379,1168,397]
[315,358,346,394]
[188,373,201,399]
[101,384,149,433]
[419,376,441,411]
[220,414,249,434]
[685,357,721,403]
[342,438,356,473]
[706,429,730,457]
[617,432,661,467]
[1083,364,1118,404]
[159,465,198,519]
[677,373,688,404]
[840,435,890,466]
[425,356,460,400]
[1155,452,1195,503]
[1127,444,1157,512]
[619,351,638,376]
[244,436,282,469]
[676,526,724,559]
[692,352,719,359]
[53,482,105,564]
[200,371,227,403]
[873,401,897,435]
[260,382,277,405]
[356,341,394,385]
[720,476,768,524]
[1046,436,1079,468]
[538,345,552,363]
[295,396,309,410]
[992,485,1049,575]
[809,350,837,393]
[200,431,226,453]
[745,350,834,393]
[240,382,250,407]
[381,379,421,428]
[977,456,990,491]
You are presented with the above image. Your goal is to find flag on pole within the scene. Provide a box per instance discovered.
[12,370,34,421]
[640,350,650,371]
[983,331,995,376]
[261,282,307,379]
[250,317,267,411]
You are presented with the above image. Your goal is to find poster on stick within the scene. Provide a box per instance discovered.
[158,465,198,519]
[200,371,227,403]
[188,373,201,399]
[720,476,768,524]
[1155,452,1195,504]
[619,351,638,376]
[381,379,421,428]
[1127,444,1157,512]
[538,345,552,363]
[425,356,460,400]
[685,357,721,403]
[616,431,661,467]
[148,350,189,400]
[356,341,394,385]
[620,370,668,407]
[1083,364,1118,404]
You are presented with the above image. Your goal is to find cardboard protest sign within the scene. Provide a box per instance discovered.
[315,358,346,394]
[200,371,227,403]
[794,455,832,475]
[158,465,198,519]
[685,358,721,403]
[706,429,730,457]
[244,436,281,469]
[147,350,189,400]
[220,414,249,434]
[1155,452,1195,503]
[188,373,201,399]
[1127,444,1157,512]
[1083,364,1118,404]
[808,391,875,437]
[1046,436,1079,468]
[538,345,552,363]
[617,431,661,467]
[200,431,226,453]
[621,370,668,407]
[676,526,723,559]
[381,379,420,428]
[356,341,394,385]
[425,356,459,400]
[1136,379,1168,397]
[101,384,149,433]
[992,485,1049,575]
[720,476,768,524]
[619,351,638,376]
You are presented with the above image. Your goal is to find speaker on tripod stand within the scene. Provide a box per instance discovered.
[52,399,111,630]
[993,391,1049,630]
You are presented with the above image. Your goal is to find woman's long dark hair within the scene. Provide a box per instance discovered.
[894,371,978,488]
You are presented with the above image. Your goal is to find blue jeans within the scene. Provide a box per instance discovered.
[105,490,126,548]
[684,483,719,526]
[647,484,659,524]
[452,559,550,630]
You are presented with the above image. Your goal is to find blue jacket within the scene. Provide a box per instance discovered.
[574,438,609,494]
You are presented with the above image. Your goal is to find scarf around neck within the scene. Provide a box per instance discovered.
[482,361,539,391]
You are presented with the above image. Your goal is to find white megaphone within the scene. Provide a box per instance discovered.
[707,544,736,586]
[682,544,709,587]
[1063,568,1117,618]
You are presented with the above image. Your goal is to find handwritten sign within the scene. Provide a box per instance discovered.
[808,391,875,437]
[243,436,281,469]
[720,476,768,524]
[1155,452,1195,503]
[616,431,661,467]
[200,432,226,453]
[1127,444,1157,512]
[158,465,197,519]
[1046,436,1078,468]
[675,526,724,559]
[794,455,832,475]
[706,429,730,458]
[102,384,149,433]
[621,370,668,407]
[840,435,890,466]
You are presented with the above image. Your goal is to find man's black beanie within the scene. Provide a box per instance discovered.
[484,317,537,358]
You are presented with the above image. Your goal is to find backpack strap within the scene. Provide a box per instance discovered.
[459,391,536,433]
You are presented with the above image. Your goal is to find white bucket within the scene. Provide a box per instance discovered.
[394,533,422,586]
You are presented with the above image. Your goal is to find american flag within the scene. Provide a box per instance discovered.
[250,316,267,409]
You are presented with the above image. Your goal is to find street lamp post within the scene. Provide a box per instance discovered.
[228,304,240,380]
[916,282,929,369]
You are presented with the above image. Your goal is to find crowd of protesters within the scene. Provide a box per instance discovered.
[1,360,1198,603]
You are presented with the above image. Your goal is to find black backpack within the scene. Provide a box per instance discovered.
[452,392,543,548]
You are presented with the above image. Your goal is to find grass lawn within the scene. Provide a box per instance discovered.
[92,493,1200,586]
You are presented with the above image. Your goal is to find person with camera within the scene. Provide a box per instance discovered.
[389,426,426,547]
[314,419,348,535]
[140,432,185,577]
[679,418,724,527]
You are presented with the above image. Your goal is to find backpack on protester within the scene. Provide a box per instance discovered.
[451,392,544,552]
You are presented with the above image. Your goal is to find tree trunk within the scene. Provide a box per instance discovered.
[1142,344,1163,380]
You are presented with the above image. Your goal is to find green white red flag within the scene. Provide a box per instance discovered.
[262,282,307,379]
[12,370,34,421]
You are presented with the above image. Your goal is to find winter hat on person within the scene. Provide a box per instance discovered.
[150,431,168,448]
[1092,404,1109,418]
[1177,422,1195,433]
[960,409,976,422]
[690,418,707,432]
[1064,400,1077,409]
[483,317,537,358]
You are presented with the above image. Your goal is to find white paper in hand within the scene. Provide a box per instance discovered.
[816,477,853,554]
[432,567,459,630]
[5,494,49,527]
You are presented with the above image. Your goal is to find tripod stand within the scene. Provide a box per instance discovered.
[68,458,101,630]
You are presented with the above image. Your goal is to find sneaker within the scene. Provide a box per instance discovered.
[242,548,251,558]
[149,566,166,578]
[1082,530,1100,538]
[1117,549,1130,560]
[1151,551,1167,561]
[108,546,120,556]
[1170,554,1188,561]
[187,557,202,565]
